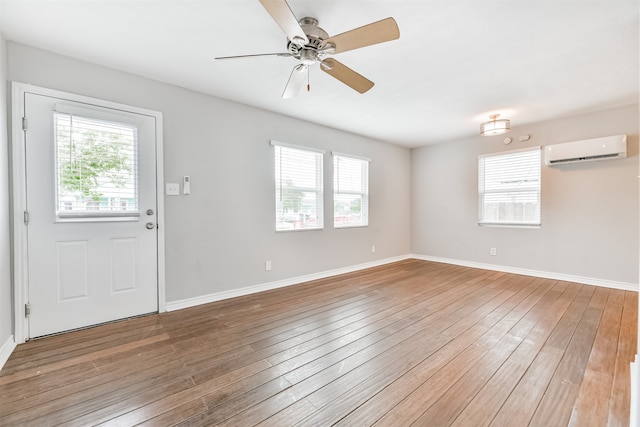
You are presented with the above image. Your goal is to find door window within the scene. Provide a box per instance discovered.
[54,112,139,221]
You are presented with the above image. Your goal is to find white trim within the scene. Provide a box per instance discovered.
[478,145,541,159]
[478,223,542,229]
[54,102,146,125]
[331,151,372,162]
[166,254,412,312]
[166,253,637,312]
[11,82,27,344]
[11,82,166,343]
[155,114,166,313]
[269,140,326,154]
[411,254,638,292]
[0,335,16,372]
[632,356,639,427]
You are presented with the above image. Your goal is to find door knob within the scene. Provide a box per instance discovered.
[145,222,156,230]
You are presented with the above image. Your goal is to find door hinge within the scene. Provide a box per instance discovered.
[24,210,29,225]
[25,303,31,317]
[22,117,27,131]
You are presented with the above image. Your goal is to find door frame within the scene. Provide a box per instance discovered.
[11,82,166,343]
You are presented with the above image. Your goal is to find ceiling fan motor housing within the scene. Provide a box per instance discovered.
[287,17,329,63]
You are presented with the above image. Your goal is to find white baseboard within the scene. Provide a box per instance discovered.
[631,356,638,427]
[166,254,412,312]
[0,335,16,372]
[166,253,637,312]
[411,254,638,292]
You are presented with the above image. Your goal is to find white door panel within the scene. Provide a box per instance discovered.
[25,93,159,338]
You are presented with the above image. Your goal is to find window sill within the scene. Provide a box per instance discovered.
[478,223,541,229]
[275,227,324,233]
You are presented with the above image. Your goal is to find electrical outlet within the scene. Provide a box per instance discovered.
[490,248,497,256]
[371,245,376,254]
[265,260,272,271]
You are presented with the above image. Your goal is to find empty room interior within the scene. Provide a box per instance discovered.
[0,1,639,426]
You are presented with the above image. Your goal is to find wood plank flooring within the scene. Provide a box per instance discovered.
[0,259,636,426]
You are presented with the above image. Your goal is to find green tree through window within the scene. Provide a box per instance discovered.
[55,113,137,214]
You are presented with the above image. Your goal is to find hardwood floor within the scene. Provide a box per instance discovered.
[0,259,636,426]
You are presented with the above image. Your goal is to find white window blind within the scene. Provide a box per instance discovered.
[273,142,324,231]
[333,153,369,228]
[478,147,541,226]
[54,112,139,220]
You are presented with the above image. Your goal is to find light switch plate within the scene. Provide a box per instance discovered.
[166,183,180,196]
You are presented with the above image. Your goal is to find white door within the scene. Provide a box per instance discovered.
[24,92,159,338]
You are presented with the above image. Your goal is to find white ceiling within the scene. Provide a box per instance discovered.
[1,1,638,147]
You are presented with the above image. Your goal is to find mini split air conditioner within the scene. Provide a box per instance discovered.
[544,135,627,166]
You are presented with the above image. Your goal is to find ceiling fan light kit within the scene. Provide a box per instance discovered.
[216,0,400,98]
[480,114,511,136]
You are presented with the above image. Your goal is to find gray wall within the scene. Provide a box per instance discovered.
[2,40,637,346]
[412,104,639,285]
[0,33,13,349]
[6,42,411,303]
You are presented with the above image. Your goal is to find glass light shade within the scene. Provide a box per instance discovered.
[480,117,510,136]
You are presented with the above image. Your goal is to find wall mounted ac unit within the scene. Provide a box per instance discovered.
[544,135,627,166]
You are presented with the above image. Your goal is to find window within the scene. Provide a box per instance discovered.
[333,153,369,228]
[478,147,541,226]
[273,141,324,231]
[54,112,139,220]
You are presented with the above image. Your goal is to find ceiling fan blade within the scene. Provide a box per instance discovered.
[320,59,374,94]
[282,64,307,99]
[215,53,293,60]
[259,0,309,47]
[321,17,399,54]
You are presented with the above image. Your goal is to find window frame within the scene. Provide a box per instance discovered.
[332,151,370,229]
[53,107,141,222]
[272,141,325,232]
[478,146,541,228]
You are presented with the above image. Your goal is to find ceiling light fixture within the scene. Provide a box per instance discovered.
[480,114,510,136]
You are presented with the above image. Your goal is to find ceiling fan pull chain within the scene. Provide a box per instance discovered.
[307,67,310,92]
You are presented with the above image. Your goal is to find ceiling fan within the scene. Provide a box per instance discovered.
[215,0,400,98]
